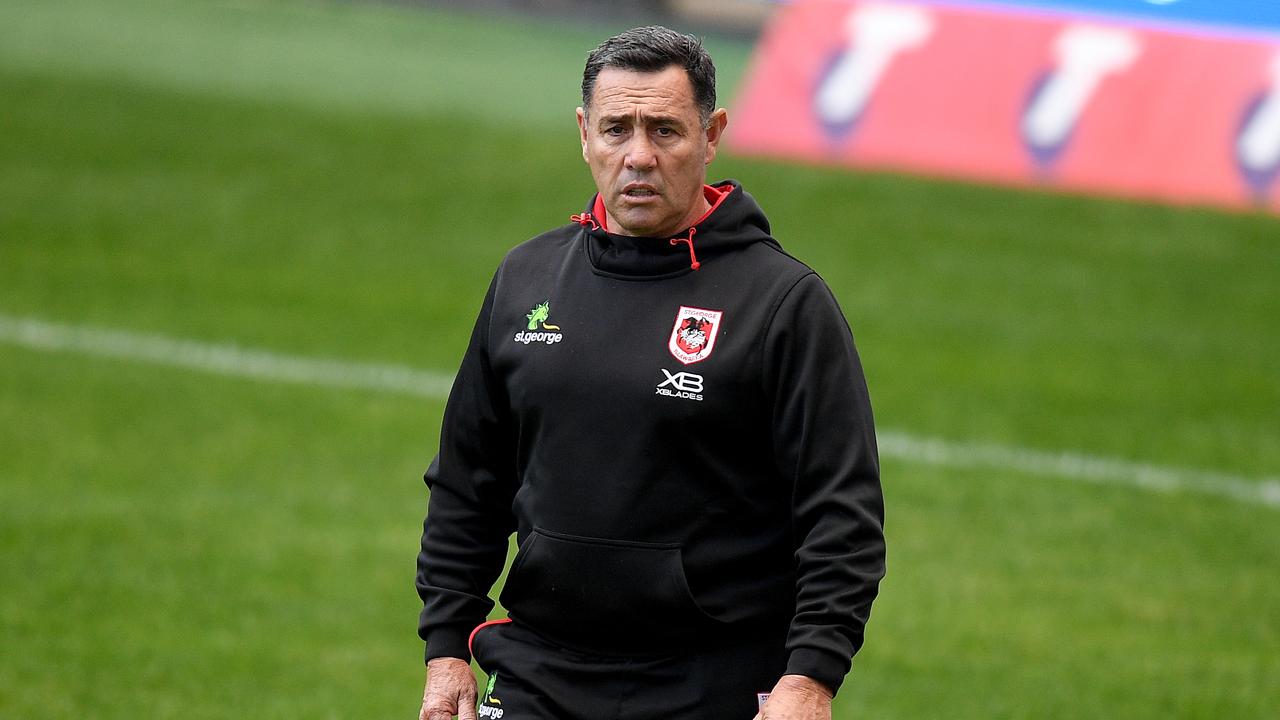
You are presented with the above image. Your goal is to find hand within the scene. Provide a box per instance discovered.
[753,674,833,720]
[420,657,478,720]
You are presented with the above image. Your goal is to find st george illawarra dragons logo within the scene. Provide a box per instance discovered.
[668,306,723,365]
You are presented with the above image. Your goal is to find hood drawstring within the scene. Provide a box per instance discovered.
[570,213,600,231]
[575,212,702,271]
[670,227,701,271]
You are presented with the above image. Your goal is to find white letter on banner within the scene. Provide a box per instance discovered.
[814,3,934,132]
[1237,53,1280,176]
[1022,26,1142,154]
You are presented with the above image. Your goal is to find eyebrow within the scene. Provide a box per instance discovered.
[597,113,688,128]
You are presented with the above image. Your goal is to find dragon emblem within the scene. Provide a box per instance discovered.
[526,301,560,331]
[668,306,723,365]
[676,317,710,354]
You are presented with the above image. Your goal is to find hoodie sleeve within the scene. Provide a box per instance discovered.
[416,270,517,663]
[763,272,886,695]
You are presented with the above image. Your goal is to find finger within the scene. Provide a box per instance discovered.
[422,698,457,720]
[458,698,479,720]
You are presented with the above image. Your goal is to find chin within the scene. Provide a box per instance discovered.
[617,210,670,235]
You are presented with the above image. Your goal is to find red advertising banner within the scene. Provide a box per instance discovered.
[730,0,1280,211]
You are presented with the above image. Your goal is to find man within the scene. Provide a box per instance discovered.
[417,26,884,720]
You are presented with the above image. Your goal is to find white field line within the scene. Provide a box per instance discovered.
[0,313,455,399]
[875,431,1280,508]
[3,313,1278,509]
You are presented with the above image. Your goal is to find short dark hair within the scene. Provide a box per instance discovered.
[581,26,717,127]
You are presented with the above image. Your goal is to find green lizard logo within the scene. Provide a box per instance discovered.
[480,673,502,709]
[525,301,560,331]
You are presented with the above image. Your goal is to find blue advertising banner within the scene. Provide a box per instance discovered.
[922,0,1280,36]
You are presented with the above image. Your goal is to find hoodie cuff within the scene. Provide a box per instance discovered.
[423,624,472,664]
[785,647,850,696]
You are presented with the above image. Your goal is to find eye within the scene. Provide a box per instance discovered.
[655,126,674,137]
[605,125,625,136]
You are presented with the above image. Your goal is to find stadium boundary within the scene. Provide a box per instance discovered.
[4,312,1277,509]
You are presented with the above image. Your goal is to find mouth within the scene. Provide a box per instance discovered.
[621,183,660,199]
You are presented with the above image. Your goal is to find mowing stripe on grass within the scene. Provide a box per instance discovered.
[4,312,1278,509]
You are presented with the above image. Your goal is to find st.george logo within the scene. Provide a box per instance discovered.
[514,301,564,345]
[668,306,723,365]
[478,672,504,719]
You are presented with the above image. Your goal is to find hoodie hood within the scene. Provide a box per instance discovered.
[572,180,777,278]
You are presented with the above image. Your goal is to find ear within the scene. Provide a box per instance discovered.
[576,107,590,163]
[703,108,729,165]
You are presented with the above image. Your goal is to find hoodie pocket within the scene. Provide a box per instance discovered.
[499,527,718,654]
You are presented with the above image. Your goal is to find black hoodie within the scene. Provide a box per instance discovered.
[417,180,885,694]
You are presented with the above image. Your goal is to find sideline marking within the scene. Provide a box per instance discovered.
[3,313,1277,509]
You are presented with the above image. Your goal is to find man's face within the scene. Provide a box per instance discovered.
[577,65,727,238]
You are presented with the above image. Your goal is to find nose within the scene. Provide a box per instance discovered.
[624,134,657,171]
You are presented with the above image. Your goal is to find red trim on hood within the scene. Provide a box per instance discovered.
[467,617,512,657]
[592,193,608,231]
[693,183,732,227]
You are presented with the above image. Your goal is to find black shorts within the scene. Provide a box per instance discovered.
[468,618,789,720]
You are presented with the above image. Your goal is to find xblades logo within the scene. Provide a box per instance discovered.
[656,369,704,401]
[659,369,703,392]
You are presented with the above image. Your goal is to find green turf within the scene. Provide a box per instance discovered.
[2,1,1278,718]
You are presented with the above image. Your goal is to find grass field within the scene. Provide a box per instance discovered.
[2,1,1278,717]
